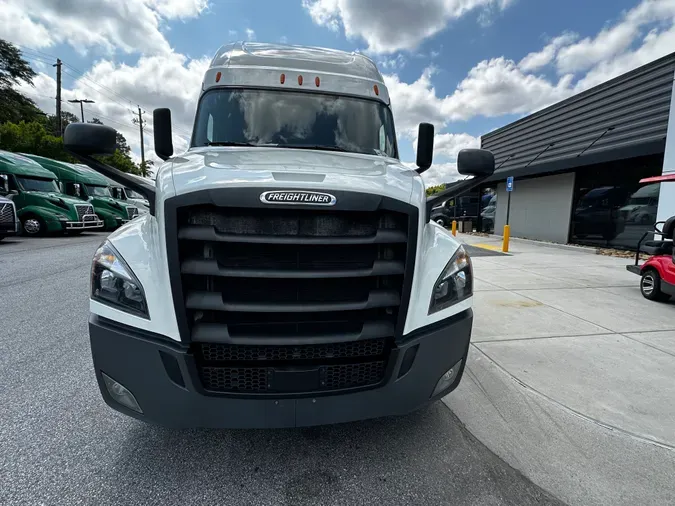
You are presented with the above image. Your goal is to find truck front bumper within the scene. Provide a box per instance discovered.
[89,310,473,428]
[65,219,104,229]
[0,222,18,236]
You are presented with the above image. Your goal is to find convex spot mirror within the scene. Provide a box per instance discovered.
[64,123,116,155]
[457,149,495,177]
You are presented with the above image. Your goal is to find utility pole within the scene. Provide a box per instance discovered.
[133,106,146,174]
[53,59,62,136]
[68,99,95,122]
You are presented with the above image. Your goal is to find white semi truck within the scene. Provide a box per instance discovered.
[64,42,495,428]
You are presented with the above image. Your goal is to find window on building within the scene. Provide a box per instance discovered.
[570,154,664,250]
[479,188,497,234]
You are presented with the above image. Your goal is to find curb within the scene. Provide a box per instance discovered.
[473,233,599,255]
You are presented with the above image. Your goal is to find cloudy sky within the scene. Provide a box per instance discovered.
[3,0,675,184]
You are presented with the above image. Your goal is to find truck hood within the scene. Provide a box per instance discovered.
[170,147,418,204]
[91,196,131,208]
[25,191,90,207]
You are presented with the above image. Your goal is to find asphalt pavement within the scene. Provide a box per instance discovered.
[0,233,566,506]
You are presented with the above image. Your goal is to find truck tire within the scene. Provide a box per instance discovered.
[22,215,46,236]
[640,269,671,302]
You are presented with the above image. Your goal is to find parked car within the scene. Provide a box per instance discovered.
[430,194,480,227]
[0,150,102,236]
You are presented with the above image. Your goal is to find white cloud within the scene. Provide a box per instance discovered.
[433,132,481,159]
[422,163,463,187]
[378,54,407,71]
[17,53,211,164]
[556,0,675,74]
[385,59,575,139]
[518,32,578,71]
[145,0,209,19]
[245,28,256,41]
[302,0,515,54]
[0,0,208,55]
[383,0,675,187]
[576,23,675,89]
[384,68,446,137]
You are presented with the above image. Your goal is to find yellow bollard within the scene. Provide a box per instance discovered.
[451,220,457,236]
[502,224,510,252]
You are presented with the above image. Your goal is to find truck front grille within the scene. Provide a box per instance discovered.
[0,203,15,224]
[196,340,387,393]
[167,190,417,396]
[75,204,95,221]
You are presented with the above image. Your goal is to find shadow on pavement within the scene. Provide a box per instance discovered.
[97,404,565,506]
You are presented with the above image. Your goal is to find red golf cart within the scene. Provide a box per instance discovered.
[626,174,675,302]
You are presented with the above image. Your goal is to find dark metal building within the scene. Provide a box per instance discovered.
[478,52,675,249]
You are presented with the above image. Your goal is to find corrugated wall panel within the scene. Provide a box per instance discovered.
[482,52,675,182]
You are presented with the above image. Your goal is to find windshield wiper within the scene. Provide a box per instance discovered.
[282,145,349,153]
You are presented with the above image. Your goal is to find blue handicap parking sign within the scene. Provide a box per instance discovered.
[506,176,514,192]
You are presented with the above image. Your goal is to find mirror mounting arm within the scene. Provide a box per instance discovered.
[65,151,156,215]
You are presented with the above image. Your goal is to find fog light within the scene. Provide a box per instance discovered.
[431,359,462,397]
[102,372,142,413]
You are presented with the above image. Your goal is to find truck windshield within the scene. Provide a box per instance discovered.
[192,89,398,158]
[86,185,111,197]
[17,177,59,193]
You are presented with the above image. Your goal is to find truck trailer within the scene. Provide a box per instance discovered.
[63,42,495,428]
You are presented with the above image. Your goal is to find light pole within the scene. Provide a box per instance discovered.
[68,99,95,122]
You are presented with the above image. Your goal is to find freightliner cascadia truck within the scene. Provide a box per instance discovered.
[63,42,495,428]
[0,150,102,235]
[22,154,139,231]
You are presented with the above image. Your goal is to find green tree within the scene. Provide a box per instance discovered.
[0,39,43,124]
[95,149,139,174]
[45,111,79,136]
[0,121,73,161]
[88,117,139,174]
[426,184,446,196]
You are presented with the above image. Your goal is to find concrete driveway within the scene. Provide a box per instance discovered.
[447,234,675,506]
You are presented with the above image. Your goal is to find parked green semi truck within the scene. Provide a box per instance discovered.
[0,150,103,235]
[23,154,139,231]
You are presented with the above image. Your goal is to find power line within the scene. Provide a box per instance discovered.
[15,43,193,139]
[61,68,136,112]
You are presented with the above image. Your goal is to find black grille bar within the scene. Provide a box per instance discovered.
[185,289,401,313]
[178,225,407,245]
[192,320,395,345]
[181,258,405,278]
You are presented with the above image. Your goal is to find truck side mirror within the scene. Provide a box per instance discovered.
[154,108,174,161]
[73,183,82,197]
[416,123,434,174]
[457,149,495,177]
[64,123,117,155]
[0,174,8,194]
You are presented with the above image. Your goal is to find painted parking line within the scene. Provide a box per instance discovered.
[465,243,510,257]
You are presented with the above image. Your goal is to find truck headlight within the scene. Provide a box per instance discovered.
[91,241,149,318]
[428,245,472,315]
